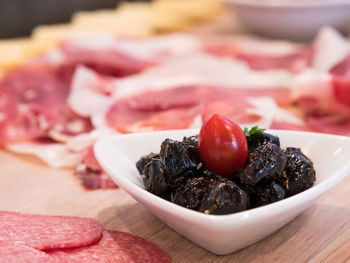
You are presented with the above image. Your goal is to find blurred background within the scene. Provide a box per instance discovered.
[0,0,149,38]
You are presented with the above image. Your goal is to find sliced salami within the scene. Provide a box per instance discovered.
[0,211,103,250]
[47,230,171,263]
[0,242,55,263]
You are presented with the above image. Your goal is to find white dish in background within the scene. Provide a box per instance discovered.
[95,129,350,255]
[223,0,350,41]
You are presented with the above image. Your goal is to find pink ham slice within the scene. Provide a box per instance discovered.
[0,242,55,263]
[0,66,92,145]
[0,211,103,250]
[47,230,171,263]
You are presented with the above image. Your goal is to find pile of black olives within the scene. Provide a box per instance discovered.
[136,132,316,215]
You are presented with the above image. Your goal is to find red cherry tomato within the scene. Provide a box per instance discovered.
[198,114,248,176]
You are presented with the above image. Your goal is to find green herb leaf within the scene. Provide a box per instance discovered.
[244,126,265,137]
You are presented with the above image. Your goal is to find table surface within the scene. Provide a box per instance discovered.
[1,10,350,263]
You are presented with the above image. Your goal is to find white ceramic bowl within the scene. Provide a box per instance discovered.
[95,129,350,255]
[223,0,350,41]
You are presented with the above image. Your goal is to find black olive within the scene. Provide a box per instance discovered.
[284,147,316,197]
[237,143,287,186]
[173,176,213,210]
[136,133,316,215]
[198,176,250,215]
[142,159,170,200]
[136,153,159,174]
[247,132,280,153]
[182,135,198,147]
[160,138,200,186]
[254,181,285,206]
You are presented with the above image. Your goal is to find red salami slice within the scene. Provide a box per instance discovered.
[0,242,55,263]
[0,211,103,250]
[47,230,171,263]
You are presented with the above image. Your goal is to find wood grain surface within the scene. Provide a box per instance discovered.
[1,148,349,263]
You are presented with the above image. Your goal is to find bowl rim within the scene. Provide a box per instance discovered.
[95,129,350,223]
[222,0,350,8]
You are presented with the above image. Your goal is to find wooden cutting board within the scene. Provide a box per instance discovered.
[1,148,350,262]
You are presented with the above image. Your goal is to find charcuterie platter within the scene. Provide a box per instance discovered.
[1,0,350,261]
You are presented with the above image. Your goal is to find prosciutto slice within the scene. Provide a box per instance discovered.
[75,146,117,189]
[58,43,151,80]
[0,65,92,145]
[203,36,311,72]
[56,34,201,82]
[112,53,292,100]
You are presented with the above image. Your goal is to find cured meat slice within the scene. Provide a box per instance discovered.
[61,34,200,62]
[106,85,292,133]
[47,230,171,263]
[75,146,118,189]
[331,55,350,78]
[203,38,311,72]
[82,145,103,171]
[296,97,350,135]
[204,27,349,73]
[107,103,200,133]
[106,86,203,133]
[0,66,68,145]
[332,76,350,108]
[269,121,312,132]
[107,86,205,133]
[311,26,350,72]
[0,242,55,263]
[113,53,292,100]
[0,65,92,145]
[202,99,260,124]
[58,40,152,81]
[118,86,205,111]
[203,96,303,129]
[68,66,115,118]
[7,140,81,168]
[75,166,118,190]
[234,52,310,73]
[0,211,103,250]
